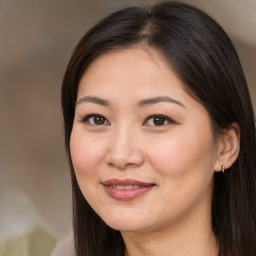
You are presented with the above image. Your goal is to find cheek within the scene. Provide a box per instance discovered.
[146,129,216,178]
[146,132,216,214]
[69,130,106,177]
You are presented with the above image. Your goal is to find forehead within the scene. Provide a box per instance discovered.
[78,47,185,96]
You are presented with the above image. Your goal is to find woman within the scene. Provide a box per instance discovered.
[59,1,256,255]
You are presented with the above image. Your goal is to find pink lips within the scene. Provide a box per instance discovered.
[102,179,155,200]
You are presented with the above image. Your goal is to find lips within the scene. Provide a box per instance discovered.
[102,179,155,200]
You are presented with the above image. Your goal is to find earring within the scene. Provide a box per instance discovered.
[221,165,225,173]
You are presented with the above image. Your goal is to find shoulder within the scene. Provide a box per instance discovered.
[51,232,75,256]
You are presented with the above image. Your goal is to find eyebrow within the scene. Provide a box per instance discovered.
[77,96,110,106]
[76,95,185,108]
[138,96,185,108]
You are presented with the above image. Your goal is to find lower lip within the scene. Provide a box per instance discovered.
[103,185,154,200]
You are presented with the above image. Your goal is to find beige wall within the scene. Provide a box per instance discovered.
[1,0,255,237]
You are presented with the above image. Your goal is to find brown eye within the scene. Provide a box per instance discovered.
[153,117,165,126]
[94,116,106,125]
[144,115,174,126]
[82,114,109,125]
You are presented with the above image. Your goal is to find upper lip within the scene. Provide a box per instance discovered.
[102,179,155,187]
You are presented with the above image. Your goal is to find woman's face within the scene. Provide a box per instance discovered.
[70,48,220,233]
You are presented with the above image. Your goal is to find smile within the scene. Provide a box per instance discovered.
[109,185,140,190]
[102,179,155,200]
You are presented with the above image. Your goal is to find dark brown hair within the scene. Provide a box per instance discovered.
[61,1,256,255]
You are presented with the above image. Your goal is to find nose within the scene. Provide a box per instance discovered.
[105,125,144,170]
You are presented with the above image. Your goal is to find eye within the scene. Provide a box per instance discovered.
[81,114,109,125]
[144,115,175,126]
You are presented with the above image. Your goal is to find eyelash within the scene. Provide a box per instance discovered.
[143,114,176,126]
[80,114,110,125]
[80,114,176,126]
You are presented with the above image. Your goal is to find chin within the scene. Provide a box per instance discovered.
[106,222,145,233]
[100,212,150,232]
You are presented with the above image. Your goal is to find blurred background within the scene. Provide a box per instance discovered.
[0,0,255,254]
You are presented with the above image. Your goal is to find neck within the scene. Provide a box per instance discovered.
[121,196,218,256]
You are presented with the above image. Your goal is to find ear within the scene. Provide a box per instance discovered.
[214,123,240,172]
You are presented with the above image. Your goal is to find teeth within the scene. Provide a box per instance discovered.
[111,185,140,190]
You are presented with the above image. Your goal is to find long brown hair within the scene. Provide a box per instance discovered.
[61,1,256,255]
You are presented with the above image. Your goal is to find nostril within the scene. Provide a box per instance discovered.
[107,161,137,170]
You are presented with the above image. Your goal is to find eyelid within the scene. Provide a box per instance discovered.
[79,113,176,126]
[143,114,177,126]
[79,113,110,125]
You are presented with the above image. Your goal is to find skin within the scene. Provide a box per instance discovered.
[70,48,235,255]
